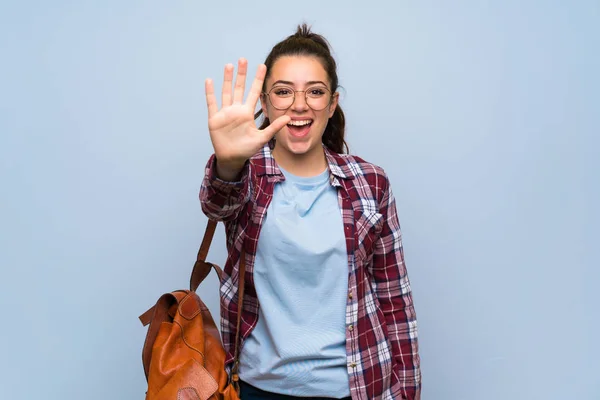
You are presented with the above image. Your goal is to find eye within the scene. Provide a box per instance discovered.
[273,88,293,97]
[307,87,327,97]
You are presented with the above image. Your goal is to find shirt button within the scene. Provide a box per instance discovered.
[349,362,357,368]
[348,325,354,331]
[348,292,353,299]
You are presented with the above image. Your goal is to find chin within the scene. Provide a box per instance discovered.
[285,141,313,155]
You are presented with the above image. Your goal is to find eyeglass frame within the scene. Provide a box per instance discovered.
[261,85,336,111]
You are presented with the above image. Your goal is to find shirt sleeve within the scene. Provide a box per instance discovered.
[199,154,252,222]
[370,176,422,400]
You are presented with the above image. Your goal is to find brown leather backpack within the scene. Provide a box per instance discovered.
[139,220,245,400]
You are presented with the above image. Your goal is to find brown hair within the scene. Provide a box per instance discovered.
[255,23,348,154]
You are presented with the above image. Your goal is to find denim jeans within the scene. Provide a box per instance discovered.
[239,380,351,400]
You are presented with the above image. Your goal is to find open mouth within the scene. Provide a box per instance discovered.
[286,119,313,137]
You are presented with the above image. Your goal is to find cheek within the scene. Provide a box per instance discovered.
[266,106,284,121]
[316,110,331,125]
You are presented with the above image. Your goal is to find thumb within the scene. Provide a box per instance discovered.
[260,115,290,142]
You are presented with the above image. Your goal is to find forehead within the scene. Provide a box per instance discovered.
[267,55,329,86]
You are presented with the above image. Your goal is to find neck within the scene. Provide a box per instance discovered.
[272,143,327,177]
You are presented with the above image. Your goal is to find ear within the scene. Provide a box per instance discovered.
[328,92,339,118]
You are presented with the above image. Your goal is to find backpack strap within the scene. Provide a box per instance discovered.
[139,219,221,328]
[190,219,223,292]
[192,219,246,389]
[229,249,246,391]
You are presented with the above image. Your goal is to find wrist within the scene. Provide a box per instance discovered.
[215,159,246,181]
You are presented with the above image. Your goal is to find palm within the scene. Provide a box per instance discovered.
[208,103,258,161]
[205,59,289,166]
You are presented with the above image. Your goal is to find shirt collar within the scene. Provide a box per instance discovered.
[251,142,353,181]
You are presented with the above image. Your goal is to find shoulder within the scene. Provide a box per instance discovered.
[331,151,390,185]
[345,153,387,177]
[328,150,392,204]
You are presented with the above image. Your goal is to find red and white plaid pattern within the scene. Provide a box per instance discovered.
[200,143,421,400]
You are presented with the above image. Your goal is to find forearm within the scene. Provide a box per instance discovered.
[199,154,251,222]
[371,268,421,398]
[382,299,421,399]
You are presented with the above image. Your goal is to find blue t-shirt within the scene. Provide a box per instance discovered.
[238,166,350,398]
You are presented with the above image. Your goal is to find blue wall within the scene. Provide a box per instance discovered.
[1,1,597,399]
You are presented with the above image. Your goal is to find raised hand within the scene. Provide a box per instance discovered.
[205,58,290,178]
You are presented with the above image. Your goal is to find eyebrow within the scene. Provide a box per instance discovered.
[271,80,328,87]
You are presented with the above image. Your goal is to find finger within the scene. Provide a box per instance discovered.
[205,78,218,117]
[246,64,267,109]
[221,63,234,107]
[260,115,291,142]
[232,58,248,104]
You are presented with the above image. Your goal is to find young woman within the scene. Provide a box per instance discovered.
[201,24,421,400]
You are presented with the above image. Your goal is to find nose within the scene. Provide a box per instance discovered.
[291,91,309,112]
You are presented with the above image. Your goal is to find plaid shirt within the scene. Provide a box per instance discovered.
[199,143,421,400]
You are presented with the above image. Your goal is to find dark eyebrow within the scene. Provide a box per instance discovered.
[271,80,328,87]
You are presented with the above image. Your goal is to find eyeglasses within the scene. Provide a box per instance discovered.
[263,86,333,111]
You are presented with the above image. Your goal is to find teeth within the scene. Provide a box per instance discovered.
[288,120,312,126]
